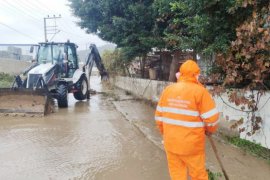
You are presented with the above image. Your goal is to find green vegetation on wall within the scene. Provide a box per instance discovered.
[226,136,270,163]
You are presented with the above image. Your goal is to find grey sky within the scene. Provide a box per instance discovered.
[0,0,108,50]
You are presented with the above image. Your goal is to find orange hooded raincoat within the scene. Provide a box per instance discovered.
[155,60,219,180]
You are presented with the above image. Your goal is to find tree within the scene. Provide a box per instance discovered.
[163,0,252,54]
[70,1,155,56]
[217,1,270,89]
[69,0,159,77]
[213,1,270,136]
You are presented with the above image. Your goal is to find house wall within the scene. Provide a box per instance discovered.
[113,76,270,149]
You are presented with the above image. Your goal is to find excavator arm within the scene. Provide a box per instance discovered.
[84,44,109,81]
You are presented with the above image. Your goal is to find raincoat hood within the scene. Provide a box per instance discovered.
[178,60,200,83]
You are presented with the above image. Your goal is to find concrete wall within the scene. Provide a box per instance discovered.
[0,58,32,75]
[113,76,270,149]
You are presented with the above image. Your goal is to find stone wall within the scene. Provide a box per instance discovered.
[113,76,270,149]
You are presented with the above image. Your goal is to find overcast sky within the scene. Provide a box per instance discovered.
[0,0,109,50]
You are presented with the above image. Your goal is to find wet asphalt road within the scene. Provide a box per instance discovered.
[0,76,169,180]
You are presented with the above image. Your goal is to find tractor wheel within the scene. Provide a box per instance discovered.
[57,84,68,108]
[73,75,89,101]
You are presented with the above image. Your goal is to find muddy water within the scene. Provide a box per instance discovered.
[0,76,169,180]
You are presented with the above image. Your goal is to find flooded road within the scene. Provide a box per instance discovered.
[0,76,169,180]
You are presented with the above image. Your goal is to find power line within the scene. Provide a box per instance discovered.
[44,15,62,41]
[58,18,78,32]
[28,0,80,33]
[20,0,50,16]
[0,22,38,41]
[22,0,81,37]
[12,0,41,14]
[18,0,85,38]
[35,0,59,13]
[3,0,73,35]
[58,29,88,39]
[23,0,61,19]
[0,0,44,34]
[24,0,51,12]
[0,0,92,43]
[2,0,43,24]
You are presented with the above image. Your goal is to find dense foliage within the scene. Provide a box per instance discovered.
[69,0,270,82]
[69,0,156,60]
[217,1,270,89]
[215,1,270,135]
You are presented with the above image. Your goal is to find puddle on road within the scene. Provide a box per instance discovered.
[0,76,169,180]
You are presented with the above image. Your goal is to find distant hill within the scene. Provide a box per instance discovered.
[98,44,117,55]
[77,44,116,62]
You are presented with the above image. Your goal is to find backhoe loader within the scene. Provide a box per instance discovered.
[0,41,108,116]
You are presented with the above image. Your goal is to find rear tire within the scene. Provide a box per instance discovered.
[73,76,89,101]
[57,84,68,108]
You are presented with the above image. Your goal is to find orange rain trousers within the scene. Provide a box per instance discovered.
[166,150,208,180]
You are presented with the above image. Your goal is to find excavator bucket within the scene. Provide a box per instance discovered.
[0,88,49,116]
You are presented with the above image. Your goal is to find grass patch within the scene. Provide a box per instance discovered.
[0,73,14,88]
[226,136,270,163]
[207,169,222,180]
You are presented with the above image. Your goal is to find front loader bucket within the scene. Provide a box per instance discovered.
[0,88,49,116]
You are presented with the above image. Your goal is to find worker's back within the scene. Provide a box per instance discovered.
[155,60,219,180]
[159,81,207,155]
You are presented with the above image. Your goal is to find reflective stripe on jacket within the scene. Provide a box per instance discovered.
[155,60,219,155]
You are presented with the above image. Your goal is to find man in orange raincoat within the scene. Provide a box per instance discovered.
[155,60,219,180]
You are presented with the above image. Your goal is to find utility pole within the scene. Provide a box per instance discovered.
[43,15,61,42]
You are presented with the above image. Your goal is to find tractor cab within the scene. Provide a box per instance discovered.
[37,42,78,78]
